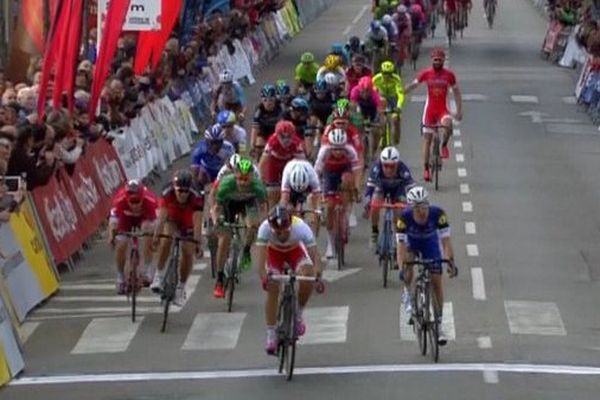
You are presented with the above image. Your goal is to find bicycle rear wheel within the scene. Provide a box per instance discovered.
[428,288,440,362]
[336,207,345,270]
[226,244,239,312]
[414,283,428,356]
[208,233,217,279]
[161,259,178,333]
[432,136,441,191]
[130,269,137,323]
[380,256,390,288]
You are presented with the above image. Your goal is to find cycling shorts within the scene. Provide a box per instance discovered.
[263,158,287,186]
[422,107,452,133]
[406,240,443,274]
[322,169,351,196]
[267,242,313,273]
[222,200,257,224]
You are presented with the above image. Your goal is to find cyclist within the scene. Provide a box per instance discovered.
[276,79,293,108]
[322,99,365,176]
[365,20,389,72]
[280,159,321,234]
[251,84,284,160]
[315,129,360,258]
[308,79,335,140]
[372,60,404,145]
[108,179,158,294]
[324,72,345,101]
[396,186,458,345]
[345,36,367,61]
[210,69,246,121]
[363,146,414,247]
[372,0,400,19]
[329,42,351,67]
[381,15,400,64]
[404,48,463,182]
[295,52,320,94]
[258,120,306,210]
[191,124,235,188]
[151,170,203,306]
[217,110,247,153]
[211,154,260,205]
[257,205,321,354]
[316,55,346,87]
[283,97,313,157]
[349,76,384,158]
[346,54,373,94]
[212,158,268,298]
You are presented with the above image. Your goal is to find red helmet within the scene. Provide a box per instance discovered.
[431,48,446,60]
[358,76,373,91]
[274,120,296,137]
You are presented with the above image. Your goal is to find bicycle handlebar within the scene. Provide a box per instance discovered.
[370,200,407,209]
[153,234,199,245]
[403,259,453,266]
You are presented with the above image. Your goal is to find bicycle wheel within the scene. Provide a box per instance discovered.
[285,300,297,381]
[129,248,139,323]
[335,207,345,270]
[226,242,240,312]
[432,136,441,191]
[414,283,428,356]
[277,296,292,374]
[161,259,178,333]
[428,287,440,363]
[380,256,390,288]
[208,232,217,279]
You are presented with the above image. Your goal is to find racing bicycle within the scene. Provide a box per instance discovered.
[371,198,405,288]
[120,230,149,323]
[218,215,247,312]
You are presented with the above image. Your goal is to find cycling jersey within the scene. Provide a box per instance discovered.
[346,66,373,93]
[191,140,236,182]
[350,86,383,121]
[315,144,359,175]
[110,186,158,232]
[295,62,320,85]
[216,82,245,110]
[309,92,335,126]
[281,160,321,194]
[372,73,405,110]
[253,103,284,139]
[263,133,305,184]
[417,67,457,127]
[215,163,260,183]
[282,110,311,138]
[159,186,204,230]
[256,216,315,272]
[396,206,450,273]
[365,160,414,201]
[322,123,364,155]
[216,174,267,205]
[223,125,248,153]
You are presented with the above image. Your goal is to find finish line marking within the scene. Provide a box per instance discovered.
[11,363,600,386]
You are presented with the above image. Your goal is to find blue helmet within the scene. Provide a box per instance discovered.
[370,20,382,32]
[204,124,225,141]
[276,80,291,96]
[314,79,328,92]
[331,42,344,53]
[217,110,236,125]
[291,97,309,112]
[261,84,277,98]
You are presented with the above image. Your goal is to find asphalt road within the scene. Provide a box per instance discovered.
[5,0,600,398]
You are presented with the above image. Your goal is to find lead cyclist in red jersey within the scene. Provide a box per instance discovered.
[404,48,463,182]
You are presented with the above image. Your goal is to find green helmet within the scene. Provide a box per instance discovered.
[237,158,253,175]
[334,98,350,118]
[300,52,314,63]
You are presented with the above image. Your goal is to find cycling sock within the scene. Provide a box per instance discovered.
[371,225,379,234]
[217,272,225,283]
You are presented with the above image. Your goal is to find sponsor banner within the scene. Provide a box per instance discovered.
[99,0,162,31]
[9,198,59,298]
[0,292,24,386]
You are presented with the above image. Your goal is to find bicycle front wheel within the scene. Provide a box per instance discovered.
[414,284,428,356]
[335,207,345,270]
[380,256,390,288]
[161,259,178,333]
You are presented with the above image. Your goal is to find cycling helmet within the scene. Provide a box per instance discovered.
[125,179,143,202]
[173,169,193,190]
[331,42,344,53]
[289,161,311,192]
[381,61,395,73]
[349,36,361,49]
[334,98,350,118]
[219,69,234,83]
[261,84,277,98]
[268,205,292,230]
[204,124,225,141]
[380,146,400,163]
[217,110,236,126]
[228,153,242,170]
[291,97,309,112]
[300,52,315,63]
[358,76,373,91]
[324,54,341,70]
[406,186,429,205]
[370,20,382,32]
[275,120,296,137]
[328,128,347,146]
[314,79,328,92]
[276,79,290,95]
[382,14,393,25]
[397,4,408,13]
[237,158,253,175]
[431,48,446,60]
[324,72,340,87]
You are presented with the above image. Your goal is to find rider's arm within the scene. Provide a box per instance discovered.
[258,150,269,180]
[192,210,203,248]
[395,216,410,266]
[250,109,261,150]
[255,221,270,280]
[403,79,420,94]
[394,75,405,110]
[452,84,463,120]
[437,210,454,261]
[153,206,168,242]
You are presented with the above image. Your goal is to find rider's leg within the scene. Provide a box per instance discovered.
[179,241,195,285]
[370,191,383,245]
[441,115,454,147]
[422,131,433,170]
[156,223,175,274]
[393,113,401,144]
[216,231,232,280]
[431,272,444,317]
[115,238,128,279]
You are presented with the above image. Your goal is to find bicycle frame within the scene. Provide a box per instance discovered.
[120,230,149,323]
[423,124,445,190]
[220,217,246,312]
[371,199,405,288]
[328,193,348,270]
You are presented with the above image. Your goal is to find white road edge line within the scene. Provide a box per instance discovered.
[342,25,352,36]
[12,363,600,385]
[471,268,487,300]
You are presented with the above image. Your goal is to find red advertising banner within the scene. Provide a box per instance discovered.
[30,139,126,264]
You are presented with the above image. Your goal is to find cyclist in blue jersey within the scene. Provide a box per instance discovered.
[191,124,236,188]
[211,69,246,121]
[363,146,415,247]
[396,186,458,345]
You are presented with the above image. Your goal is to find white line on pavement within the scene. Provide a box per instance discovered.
[182,313,246,350]
[471,268,486,300]
[342,25,352,36]
[483,370,499,384]
[20,322,40,343]
[71,317,144,354]
[457,168,467,177]
[504,301,567,336]
[454,129,461,136]
[47,296,160,303]
[455,153,465,163]
[462,201,473,212]
[465,222,476,234]
[454,140,463,148]
[510,95,539,104]
[466,244,479,257]
[352,4,370,24]
[14,363,600,385]
[477,336,492,349]
[460,184,470,195]
[299,306,350,345]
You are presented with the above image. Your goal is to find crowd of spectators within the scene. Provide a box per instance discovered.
[545,0,600,57]
[0,0,286,208]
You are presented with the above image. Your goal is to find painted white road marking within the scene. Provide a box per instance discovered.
[59,284,118,290]
[477,336,492,349]
[460,184,470,194]
[14,363,600,385]
[462,94,488,101]
[352,4,370,24]
[193,262,207,272]
[453,140,463,148]
[456,153,465,163]
[462,201,473,212]
[466,244,479,257]
[471,268,486,300]
[182,313,246,350]
[71,317,143,354]
[511,95,539,104]
[561,96,577,104]
[457,168,467,177]
[400,302,455,341]
[411,95,427,102]
[321,268,361,282]
[504,301,567,336]
[20,322,40,344]
[518,110,548,123]
[465,222,476,234]
[342,25,352,36]
[483,369,499,384]
[454,129,461,136]
[299,306,349,345]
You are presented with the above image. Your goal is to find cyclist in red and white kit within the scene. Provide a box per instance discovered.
[258,120,305,209]
[108,180,158,294]
[404,48,463,182]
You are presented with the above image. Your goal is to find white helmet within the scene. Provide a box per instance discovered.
[228,153,241,170]
[289,161,311,192]
[219,69,234,83]
[380,146,400,163]
[324,72,340,86]
[382,14,393,25]
[328,128,347,146]
[407,186,429,205]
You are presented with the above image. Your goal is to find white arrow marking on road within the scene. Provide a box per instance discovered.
[518,110,548,123]
[460,184,470,194]
[321,268,361,282]
[462,201,473,212]
[471,267,486,300]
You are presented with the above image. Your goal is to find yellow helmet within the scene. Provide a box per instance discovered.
[324,54,341,70]
[381,61,395,73]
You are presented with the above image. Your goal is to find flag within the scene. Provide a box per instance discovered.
[62,0,84,112]
[20,0,45,53]
[52,0,75,109]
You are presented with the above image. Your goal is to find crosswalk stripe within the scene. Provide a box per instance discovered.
[299,306,349,345]
[399,302,456,341]
[504,301,566,336]
[71,317,143,354]
[182,313,246,350]
[50,295,161,303]
[20,322,40,344]
[511,95,539,104]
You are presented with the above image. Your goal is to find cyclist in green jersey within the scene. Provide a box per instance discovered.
[295,52,320,95]
[372,61,404,144]
[212,159,268,298]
